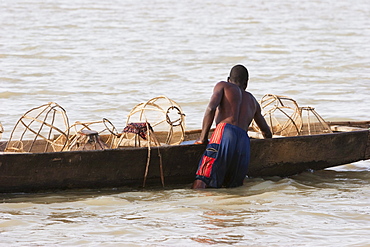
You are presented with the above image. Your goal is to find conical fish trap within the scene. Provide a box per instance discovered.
[300,107,332,135]
[67,118,118,150]
[252,94,332,136]
[5,102,70,152]
[123,96,186,145]
[255,94,302,136]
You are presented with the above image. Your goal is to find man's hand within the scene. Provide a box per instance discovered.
[194,139,208,145]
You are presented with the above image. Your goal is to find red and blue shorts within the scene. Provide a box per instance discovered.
[195,123,250,188]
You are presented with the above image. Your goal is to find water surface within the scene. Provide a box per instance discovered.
[0,0,369,246]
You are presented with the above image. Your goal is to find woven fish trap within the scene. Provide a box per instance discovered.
[299,106,332,135]
[67,118,119,150]
[251,94,332,136]
[5,102,70,153]
[118,96,186,146]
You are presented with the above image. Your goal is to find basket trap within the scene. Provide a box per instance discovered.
[251,94,332,136]
[116,95,186,147]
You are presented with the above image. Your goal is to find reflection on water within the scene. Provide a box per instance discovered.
[1,167,369,246]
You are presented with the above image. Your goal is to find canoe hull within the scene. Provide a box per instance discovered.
[0,144,205,193]
[0,128,369,193]
[249,130,369,177]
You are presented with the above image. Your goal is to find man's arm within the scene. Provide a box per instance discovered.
[195,82,224,144]
[253,102,272,139]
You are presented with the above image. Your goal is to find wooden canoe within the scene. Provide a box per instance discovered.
[0,121,369,193]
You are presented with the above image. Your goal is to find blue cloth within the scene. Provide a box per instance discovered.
[195,123,250,188]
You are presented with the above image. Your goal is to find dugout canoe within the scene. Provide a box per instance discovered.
[0,121,369,193]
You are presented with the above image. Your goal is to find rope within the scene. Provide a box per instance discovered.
[142,121,164,188]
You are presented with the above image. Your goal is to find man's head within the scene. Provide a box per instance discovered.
[228,64,249,89]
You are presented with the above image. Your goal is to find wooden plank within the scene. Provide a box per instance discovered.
[328,121,370,129]
[330,125,367,132]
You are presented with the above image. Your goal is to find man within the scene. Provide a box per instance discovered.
[192,64,272,189]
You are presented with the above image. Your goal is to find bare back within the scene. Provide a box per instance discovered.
[214,81,258,131]
[196,79,271,144]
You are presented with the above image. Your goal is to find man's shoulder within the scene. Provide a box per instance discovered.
[213,81,230,91]
[243,90,256,99]
[215,81,229,86]
[215,81,239,89]
[243,91,259,106]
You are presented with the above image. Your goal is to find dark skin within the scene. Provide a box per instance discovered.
[192,75,272,189]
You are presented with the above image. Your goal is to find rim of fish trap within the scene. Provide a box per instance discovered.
[125,95,186,145]
[5,102,70,152]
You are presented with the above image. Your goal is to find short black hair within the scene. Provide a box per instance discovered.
[229,64,249,84]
